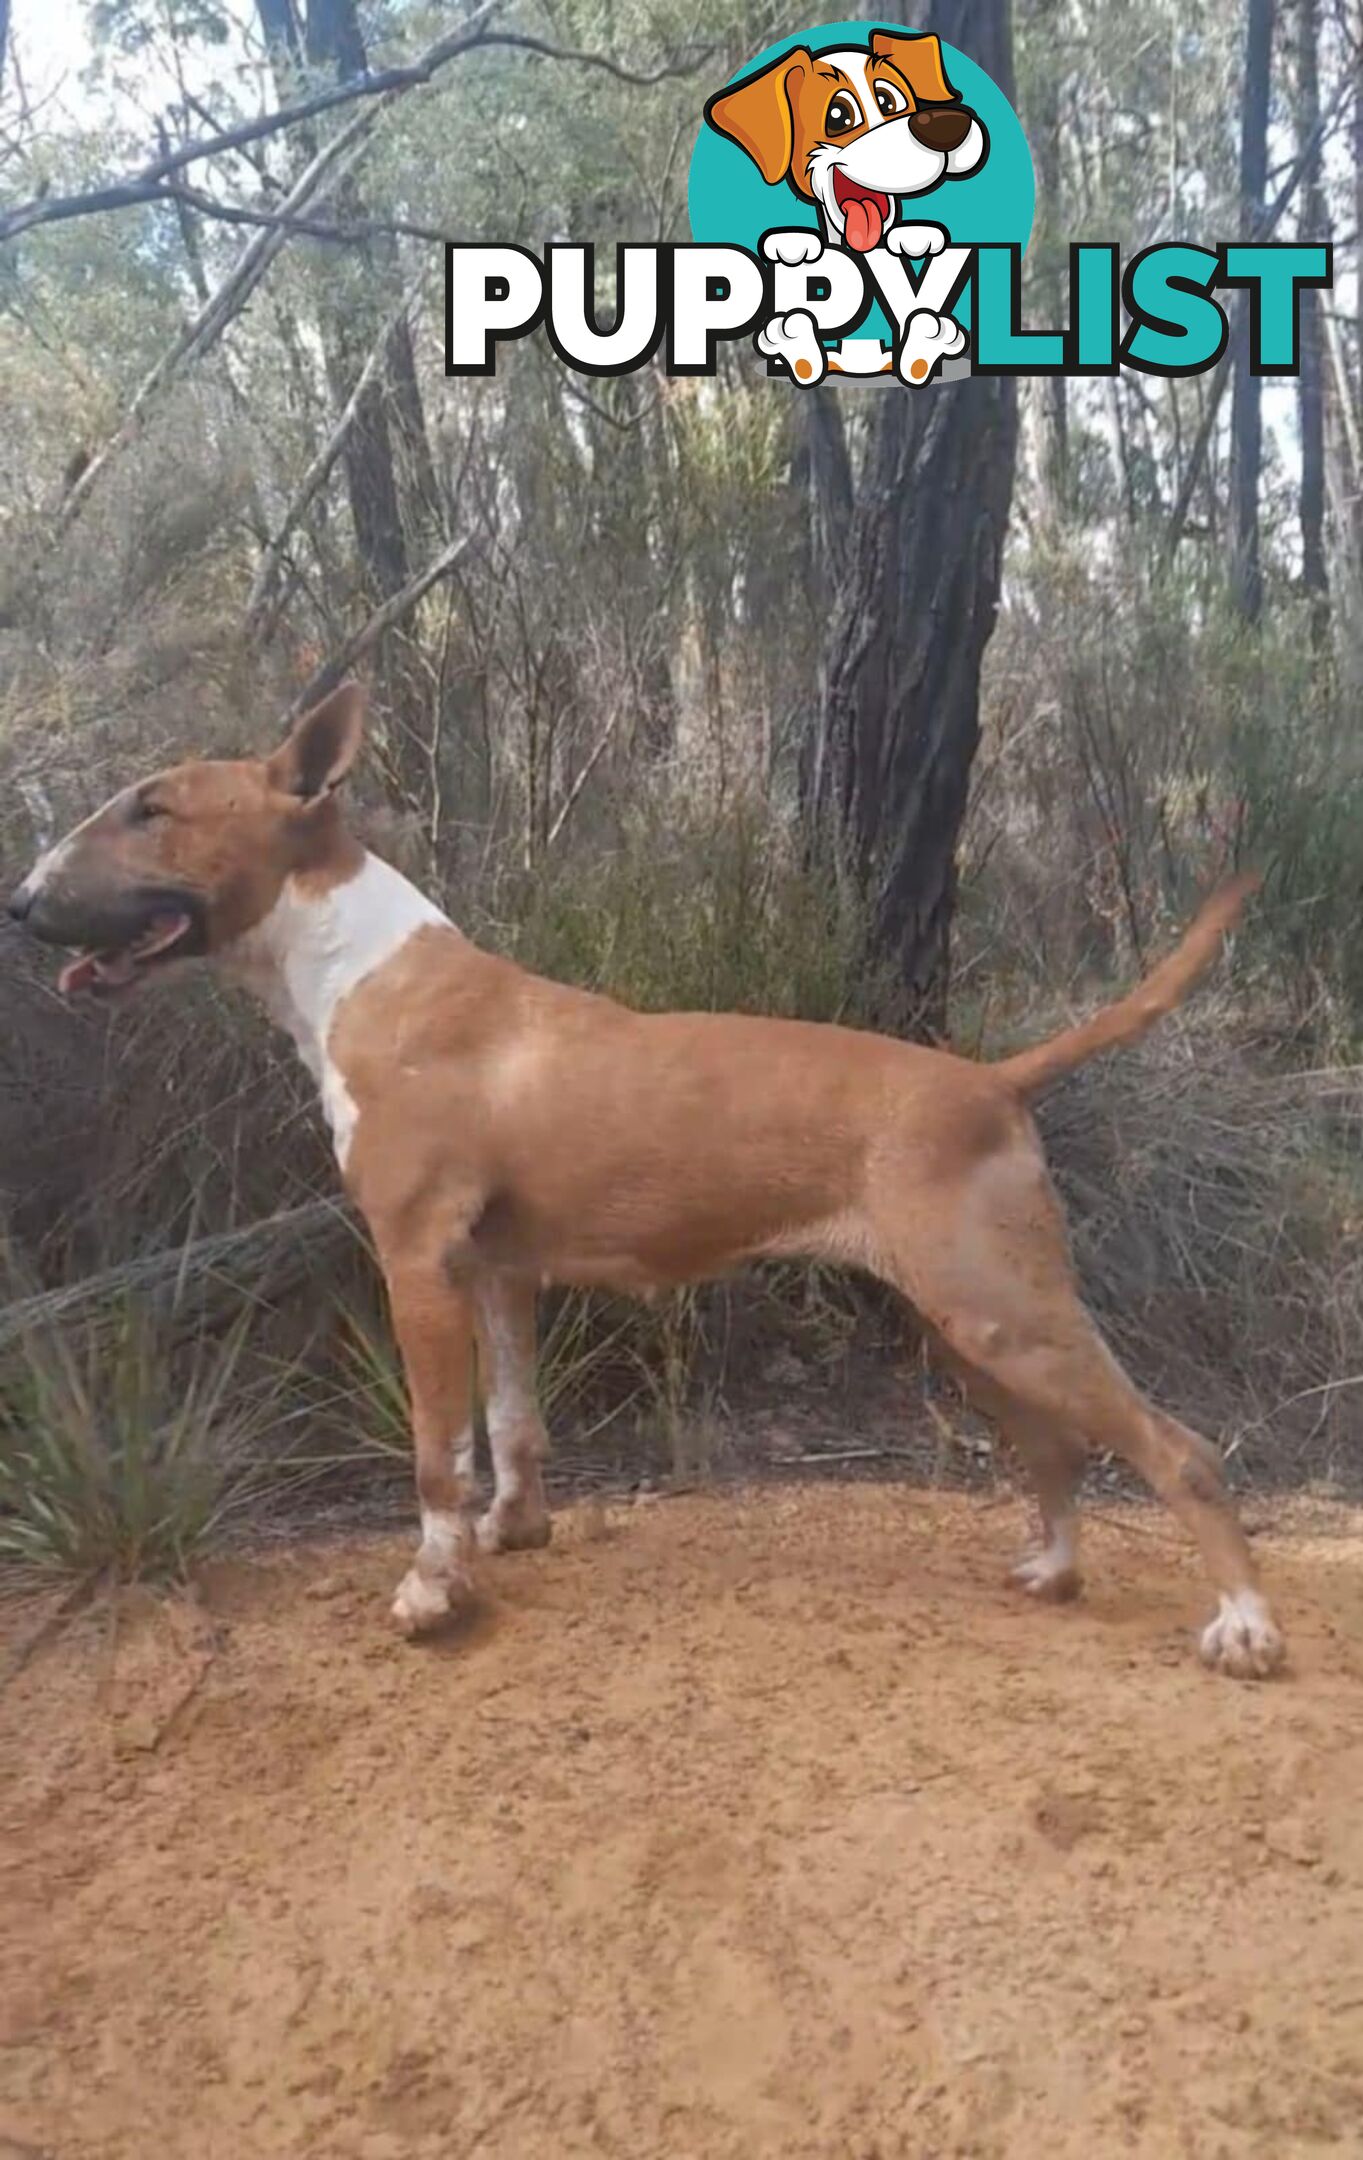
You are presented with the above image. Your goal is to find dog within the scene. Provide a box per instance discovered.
[705,29,986,385]
[7,684,1284,1679]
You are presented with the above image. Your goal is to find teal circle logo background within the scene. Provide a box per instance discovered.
[687,21,1035,344]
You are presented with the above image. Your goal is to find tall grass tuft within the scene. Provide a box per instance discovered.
[0,1300,287,1587]
[303,1286,656,1472]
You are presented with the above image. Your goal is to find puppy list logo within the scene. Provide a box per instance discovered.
[445,18,1332,389]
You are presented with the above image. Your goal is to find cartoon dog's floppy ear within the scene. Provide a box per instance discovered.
[869,29,960,106]
[705,48,813,186]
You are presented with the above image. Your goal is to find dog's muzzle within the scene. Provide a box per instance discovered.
[7,876,207,996]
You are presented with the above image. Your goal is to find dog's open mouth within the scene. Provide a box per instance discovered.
[57,911,193,999]
[832,167,892,252]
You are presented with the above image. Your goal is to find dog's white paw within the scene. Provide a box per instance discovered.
[1011,1539,1081,1603]
[896,308,967,385]
[762,229,825,268]
[884,223,947,259]
[1199,1589,1285,1680]
[757,309,826,384]
[391,1565,469,1637]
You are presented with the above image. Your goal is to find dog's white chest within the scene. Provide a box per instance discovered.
[229,854,447,1173]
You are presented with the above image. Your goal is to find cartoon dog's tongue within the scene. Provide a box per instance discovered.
[833,172,890,253]
[844,195,884,251]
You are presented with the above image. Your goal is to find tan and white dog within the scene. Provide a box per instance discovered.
[706,29,986,385]
[8,685,1285,1680]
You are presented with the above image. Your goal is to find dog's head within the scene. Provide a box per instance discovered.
[7,684,365,998]
[705,30,986,252]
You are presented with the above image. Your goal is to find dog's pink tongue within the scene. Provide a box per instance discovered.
[58,953,100,996]
[843,196,884,252]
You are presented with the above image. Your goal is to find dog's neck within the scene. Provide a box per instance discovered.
[224,850,448,1087]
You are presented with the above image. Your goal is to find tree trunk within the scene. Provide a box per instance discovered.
[1324,280,1363,689]
[1296,0,1328,648]
[1021,0,1067,522]
[808,0,1020,1034]
[254,0,438,612]
[1228,0,1274,623]
[1356,0,1363,433]
[306,0,439,539]
[301,0,413,603]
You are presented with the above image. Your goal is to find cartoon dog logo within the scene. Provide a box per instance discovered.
[704,29,987,384]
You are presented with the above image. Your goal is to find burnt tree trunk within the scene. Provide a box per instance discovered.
[1296,0,1328,647]
[1229,0,1274,624]
[808,0,1020,1034]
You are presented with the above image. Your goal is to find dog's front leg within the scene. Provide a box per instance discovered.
[473,1274,551,1555]
[386,1261,478,1635]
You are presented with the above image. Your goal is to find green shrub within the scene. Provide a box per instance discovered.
[484,791,889,1023]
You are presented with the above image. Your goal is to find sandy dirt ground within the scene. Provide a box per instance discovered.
[2,1483,1363,2160]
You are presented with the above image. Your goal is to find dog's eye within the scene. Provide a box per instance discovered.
[825,92,862,136]
[874,81,908,117]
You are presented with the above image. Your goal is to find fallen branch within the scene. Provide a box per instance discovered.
[0,1199,359,1354]
[771,1447,917,1465]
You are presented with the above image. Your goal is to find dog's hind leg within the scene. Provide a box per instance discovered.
[473,1274,551,1555]
[942,1343,1086,1600]
[872,1134,1285,1678]
[385,1262,479,1635]
[1002,1418,1086,1600]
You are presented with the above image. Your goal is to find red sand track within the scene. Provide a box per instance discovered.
[2,1485,1363,2159]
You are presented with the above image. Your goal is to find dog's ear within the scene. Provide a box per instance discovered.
[268,681,365,803]
[705,48,813,185]
[869,30,959,106]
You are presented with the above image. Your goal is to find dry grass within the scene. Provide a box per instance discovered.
[1037,1001,1363,1487]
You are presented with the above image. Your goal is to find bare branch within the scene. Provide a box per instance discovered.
[0,1200,356,1353]
[546,708,624,848]
[158,179,459,249]
[0,15,713,247]
[246,279,426,638]
[1161,76,1348,565]
[288,533,475,714]
[59,103,379,530]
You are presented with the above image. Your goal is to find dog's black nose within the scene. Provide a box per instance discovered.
[909,105,974,153]
[7,886,32,923]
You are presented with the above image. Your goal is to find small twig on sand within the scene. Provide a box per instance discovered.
[772,1446,911,1465]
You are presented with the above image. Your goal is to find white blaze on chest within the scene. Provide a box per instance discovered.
[230,853,447,1169]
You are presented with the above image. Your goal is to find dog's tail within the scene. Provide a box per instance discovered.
[994,872,1259,1102]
